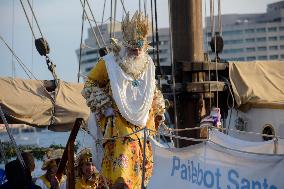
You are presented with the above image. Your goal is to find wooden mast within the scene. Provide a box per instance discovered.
[169,0,227,147]
[169,0,206,147]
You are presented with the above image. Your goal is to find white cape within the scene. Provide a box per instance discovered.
[104,53,155,127]
[88,113,104,171]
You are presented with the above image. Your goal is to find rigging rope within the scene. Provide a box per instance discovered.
[167,0,178,147]
[150,0,155,63]
[85,0,107,46]
[78,0,86,83]
[113,0,117,37]
[210,0,215,37]
[12,0,16,78]
[209,0,222,108]
[218,0,222,35]
[215,0,223,108]
[19,0,36,39]
[153,0,161,79]
[110,0,113,39]
[26,0,44,38]
[0,35,38,80]
[204,0,212,109]
[31,0,34,75]
[89,125,284,143]
[101,0,107,32]
[144,0,147,16]
[141,128,147,189]
[120,0,127,15]
[0,106,27,169]
[79,0,102,48]
[20,0,59,83]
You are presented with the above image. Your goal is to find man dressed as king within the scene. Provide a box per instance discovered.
[82,11,165,189]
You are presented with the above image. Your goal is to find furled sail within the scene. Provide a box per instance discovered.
[0,77,89,131]
[229,61,284,111]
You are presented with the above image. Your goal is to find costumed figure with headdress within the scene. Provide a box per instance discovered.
[75,148,108,189]
[81,11,165,189]
[35,149,66,189]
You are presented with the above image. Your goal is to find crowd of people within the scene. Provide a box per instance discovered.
[0,148,108,189]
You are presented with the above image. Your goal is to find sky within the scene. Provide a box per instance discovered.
[0,0,280,82]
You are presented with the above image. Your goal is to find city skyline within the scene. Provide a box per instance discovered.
[0,0,280,82]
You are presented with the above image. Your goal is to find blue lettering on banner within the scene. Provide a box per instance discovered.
[204,170,214,188]
[227,169,239,189]
[170,156,278,189]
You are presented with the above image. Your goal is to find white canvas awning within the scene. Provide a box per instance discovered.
[229,61,284,111]
[0,77,89,131]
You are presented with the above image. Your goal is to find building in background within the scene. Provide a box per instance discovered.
[76,22,171,87]
[204,0,284,61]
[76,0,284,84]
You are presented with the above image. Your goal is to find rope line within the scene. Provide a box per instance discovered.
[204,0,212,108]
[141,128,147,189]
[153,0,161,77]
[101,0,107,33]
[167,0,179,147]
[0,35,37,80]
[215,36,219,107]
[208,140,284,156]
[20,0,59,82]
[210,0,215,37]
[217,126,284,139]
[85,0,107,46]
[144,0,147,16]
[120,0,127,15]
[0,105,26,168]
[79,0,102,48]
[26,0,44,38]
[148,128,207,142]
[87,124,284,142]
[31,0,34,76]
[113,0,117,37]
[78,0,86,83]
[19,0,36,39]
[110,0,113,39]
[218,0,222,35]
[12,0,16,78]
[150,0,156,63]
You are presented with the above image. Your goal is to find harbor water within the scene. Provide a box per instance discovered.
[0,127,94,178]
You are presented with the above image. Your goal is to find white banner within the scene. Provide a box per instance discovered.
[147,139,284,189]
[209,129,284,154]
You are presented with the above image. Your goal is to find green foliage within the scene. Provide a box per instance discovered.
[0,141,80,163]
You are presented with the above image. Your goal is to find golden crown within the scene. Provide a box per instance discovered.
[121,11,149,49]
[75,148,92,167]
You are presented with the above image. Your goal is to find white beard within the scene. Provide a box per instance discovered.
[119,50,148,78]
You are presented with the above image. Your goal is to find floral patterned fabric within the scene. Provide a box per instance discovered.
[75,174,108,189]
[102,138,153,188]
[83,59,165,189]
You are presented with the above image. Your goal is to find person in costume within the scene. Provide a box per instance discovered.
[35,149,66,189]
[82,11,165,188]
[75,148,107,189]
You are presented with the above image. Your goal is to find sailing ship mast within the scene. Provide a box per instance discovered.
[169,0,227,147]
